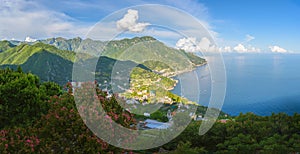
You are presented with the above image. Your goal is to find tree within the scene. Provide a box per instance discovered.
[167,141,206,154]
[0,82,136,153]
[0,68,51,128]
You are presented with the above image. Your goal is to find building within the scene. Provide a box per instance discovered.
[144,119,171,129]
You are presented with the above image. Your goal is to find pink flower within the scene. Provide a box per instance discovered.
[35,138,40,145]
[61,106,67,111]
[55,113,60,119]
[26,139,31,143]
[5,144,8,149]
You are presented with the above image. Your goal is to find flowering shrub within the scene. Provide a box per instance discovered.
[0,80,136,153]
[0,128,41,153]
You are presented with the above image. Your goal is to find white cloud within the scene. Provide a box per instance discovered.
[25,36,37,42]
[176,37,198,52]
[233,44,247,52]
[176,37,220,52]
[245,34,255,42]
[0,0,90,40]
[198,37,211,51]
[233,44,260,53]
[269,45,288,53]
[116,9,150,33]
[176,37,262,53]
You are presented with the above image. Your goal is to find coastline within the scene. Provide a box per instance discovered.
[166,62,207,91]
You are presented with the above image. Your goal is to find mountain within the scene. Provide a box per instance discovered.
[0,43,76,65]
[0,40,16,53]
[40,36,206,76]
[0,36,206,86]
[40,37,82,51]
[39,37,105,56]
[0,42,93,65]
[1,51,73,85]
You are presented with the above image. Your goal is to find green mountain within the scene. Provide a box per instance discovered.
[0,43,82,85]
[0,37,206,86]
[1,51,73,85]
[39,37,105,56]
[0,40,16,53]
[0,43,76,65]
[40,37,83,51]
[40,36,206,76]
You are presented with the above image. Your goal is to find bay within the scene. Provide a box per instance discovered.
[172,53,300,116]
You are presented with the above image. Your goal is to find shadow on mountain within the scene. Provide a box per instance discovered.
[1,51,151,86]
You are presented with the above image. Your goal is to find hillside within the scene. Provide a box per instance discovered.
[39,37,105,56]
[39,36,206,76]
[0,51,73,85]
[0,40,16,53]
[0,43,76,65]
[0,37,206,86]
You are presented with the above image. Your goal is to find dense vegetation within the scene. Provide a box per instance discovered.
[160,112,300,153]
[0,69,135,153]
[1,69,299,153]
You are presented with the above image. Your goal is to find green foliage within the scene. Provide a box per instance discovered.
[0,77,135,153]
[216,134,259,154]
[150,110,168,122]
[40,81,62,98]
[162,112,300,153]
[0,68,60,128]
[167,141,207,154]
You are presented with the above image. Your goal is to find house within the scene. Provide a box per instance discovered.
[144,119,171,129]
[144,112,151,117]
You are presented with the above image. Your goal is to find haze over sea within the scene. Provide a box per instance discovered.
[172,53,300,116]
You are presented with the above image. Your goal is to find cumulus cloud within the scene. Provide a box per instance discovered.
[25,36,37,42]
[116,9,150,33]
[176,37,220,52]
[0,0,90,40]
[233,44,261,53]
[233,44,247,52]
[269,45,288,53]
[176,37,198,52]
[176,37,262,53]
[245,34,255,42]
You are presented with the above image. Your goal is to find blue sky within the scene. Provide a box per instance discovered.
[0,0,299,53]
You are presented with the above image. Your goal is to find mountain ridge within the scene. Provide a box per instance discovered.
[0,36,206,85]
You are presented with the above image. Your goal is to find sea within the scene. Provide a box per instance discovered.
[172,53,300,116]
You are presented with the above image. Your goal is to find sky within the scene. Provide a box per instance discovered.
[0,0,299,53]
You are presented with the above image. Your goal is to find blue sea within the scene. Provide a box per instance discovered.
[172,53,300,116]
